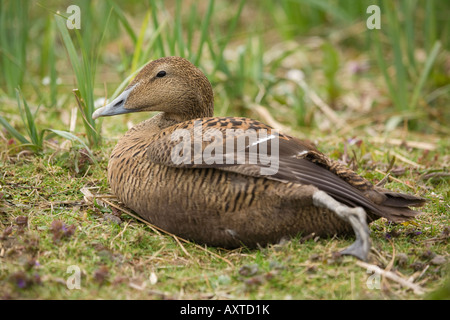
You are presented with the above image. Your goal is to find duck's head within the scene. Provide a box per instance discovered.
[92,56,214,122]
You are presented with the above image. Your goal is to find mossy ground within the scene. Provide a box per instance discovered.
[1,130,448,300]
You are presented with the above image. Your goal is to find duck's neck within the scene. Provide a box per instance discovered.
[159,103,214,128]
[155,112,182,129]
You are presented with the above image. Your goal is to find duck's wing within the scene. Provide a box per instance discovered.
[146,117,426,221]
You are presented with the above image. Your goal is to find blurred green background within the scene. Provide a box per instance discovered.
[0,0,449,151]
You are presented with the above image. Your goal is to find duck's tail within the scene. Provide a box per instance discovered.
[368,188,427,222]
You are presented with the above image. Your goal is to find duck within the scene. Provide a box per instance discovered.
[92,56,426,261]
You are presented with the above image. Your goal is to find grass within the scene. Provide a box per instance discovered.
[0,0,29,96]
[0,0,449,300]
[0,140,448,299]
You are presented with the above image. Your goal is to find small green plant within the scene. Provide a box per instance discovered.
[0,89,45,152]
[54,8,113,148]
[0,89,94,159]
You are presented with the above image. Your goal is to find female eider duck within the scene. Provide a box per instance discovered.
[92,56,426,261]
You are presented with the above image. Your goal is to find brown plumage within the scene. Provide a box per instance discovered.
[93,56,426,261]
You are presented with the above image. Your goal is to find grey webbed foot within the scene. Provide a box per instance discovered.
[312,190,371,261]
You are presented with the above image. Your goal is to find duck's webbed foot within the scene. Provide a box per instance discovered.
[312,190,371,261]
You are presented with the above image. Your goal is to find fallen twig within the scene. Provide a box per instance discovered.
[374,169,417,192]
[380,238,396,292]
[251,104,290,133]
[356,261,426,295]
[373,149,424,169]
[420,172,450,181]
[369,137,436,151]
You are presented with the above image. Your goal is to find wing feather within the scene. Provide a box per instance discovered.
[146,117,426,221]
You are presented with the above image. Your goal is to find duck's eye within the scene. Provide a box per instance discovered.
[156,71,166,78]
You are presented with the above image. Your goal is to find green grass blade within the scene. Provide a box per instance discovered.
[194,0,215,66]
[186,3,197,55]
[425,0,437,52]
[46,129,96,162]
[55,12,102,147]
[0,0,28,96]
[290,0,351,22]
[143,18,167,61]
[131,10,151,74]
[108,0,137,45]
[55,15,82,86]
[16,89,40,148]
[402,0,417,72]
[0,116,30,145]
[372,31,399,109]
[174,0,186,57]
[150,0,166,57]
[410,41,441,111]
[384,0,407,110]
[211,0,246,75]
[43,17,58,107]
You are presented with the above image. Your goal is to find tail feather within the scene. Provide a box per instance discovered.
[376,205,424,222]
[373,190,427,222]
[380,191,428,208]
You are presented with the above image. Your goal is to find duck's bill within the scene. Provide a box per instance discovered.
[92,84,136,120]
